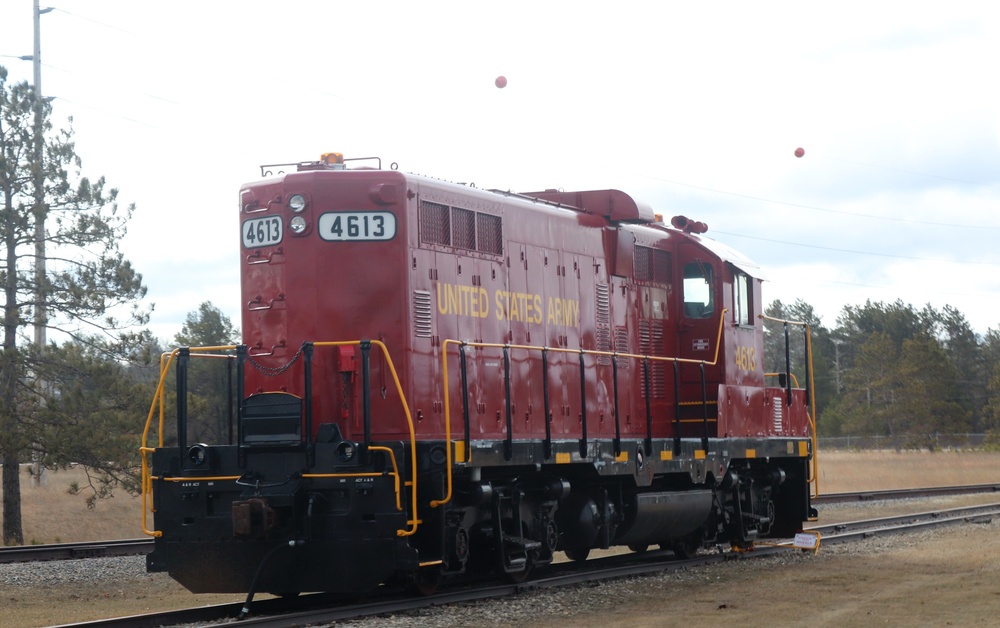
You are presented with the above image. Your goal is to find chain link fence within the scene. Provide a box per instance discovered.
[818,434,988,451]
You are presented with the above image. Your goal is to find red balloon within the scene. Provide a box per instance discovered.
[495,76,507,89]
[794,147,805,158]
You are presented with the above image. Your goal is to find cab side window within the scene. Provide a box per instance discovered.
[734,270,752,326]
[682,262,714,319]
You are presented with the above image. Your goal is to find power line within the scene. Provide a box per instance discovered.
[642,174,1000,231]
[52,95,156,127]
[50,7,135,35]
[714,230,1000,266]
[825,156,988,186]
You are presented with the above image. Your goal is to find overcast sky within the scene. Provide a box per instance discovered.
[2,1,998,340]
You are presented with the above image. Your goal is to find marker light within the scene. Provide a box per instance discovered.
[288,194,307,212]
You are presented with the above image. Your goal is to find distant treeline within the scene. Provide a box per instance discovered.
[765,299,1000,444]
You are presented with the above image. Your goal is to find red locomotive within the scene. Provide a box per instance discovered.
[141,153,817,596]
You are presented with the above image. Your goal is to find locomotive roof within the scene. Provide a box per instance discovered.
[254,158,767,280]
[685,232,767,281]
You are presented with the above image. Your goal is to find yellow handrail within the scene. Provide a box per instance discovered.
[765,372,801,388]
[312,340,419,536]
[141,346,241,537]
[432,309,729,508]
[759,314,819,497]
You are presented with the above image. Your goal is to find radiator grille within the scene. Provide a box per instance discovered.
[476,213,503,255]
[419,200,503,255]
[419,201,450,246]
[451,207,476,250]
[634,246,672,283]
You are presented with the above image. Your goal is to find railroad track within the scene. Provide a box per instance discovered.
[4,483,998,566]
[0,538,152,564]
[813,483,1000,504]
[46,497,1000,627]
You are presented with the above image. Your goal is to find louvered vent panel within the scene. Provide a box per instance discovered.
[773,396,783,431]
[615,326,629,368]
[596,283,611,365]
[638,319,666,398]
[413,290,433,338]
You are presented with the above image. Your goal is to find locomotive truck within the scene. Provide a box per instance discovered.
[141,153,817,596]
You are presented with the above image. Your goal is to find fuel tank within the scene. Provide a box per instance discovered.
[612,490,713,546]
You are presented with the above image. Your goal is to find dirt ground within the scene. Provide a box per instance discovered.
[4,450,1000,626]
[514,519,1000,628]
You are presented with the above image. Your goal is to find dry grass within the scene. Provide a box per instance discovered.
[1,465,140,544]
[5,450,1000,544]
[817,449,1000,494]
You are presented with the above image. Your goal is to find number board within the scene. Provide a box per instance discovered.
[242,216,282,248]
[318,211,396,241]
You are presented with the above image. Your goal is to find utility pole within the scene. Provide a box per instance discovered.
[27,0,53,488]
[31,0,53,351]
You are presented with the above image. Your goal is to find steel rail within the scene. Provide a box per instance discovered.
[813,483,1000,505]
[0,538,152,564]
[49,502,1000,627]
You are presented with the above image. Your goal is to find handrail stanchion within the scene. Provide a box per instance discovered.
[459,342,471,460]
[177,347,189,465]
[226,356,234,446]
[612,352,621,457]
[700,363,710,453]
[784,322,793,406]
[360,340,372,452]
[672,360,681,455]
[578,350,588,459]
[236,345,247,468]
[503,345,513,461]
[303,342,314,465]
[643,357,652,457]
[542,347,552,460]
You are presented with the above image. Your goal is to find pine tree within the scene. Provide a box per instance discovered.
[0,67,148,544]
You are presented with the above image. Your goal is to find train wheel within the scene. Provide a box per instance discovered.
[564,546,590,562]
[627,544,649,554]
[503,565,531,584]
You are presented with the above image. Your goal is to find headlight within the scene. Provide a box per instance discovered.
[289,215,307,234]
[288,194,307,212]
[336,441,356,462]
[188,443,209,466]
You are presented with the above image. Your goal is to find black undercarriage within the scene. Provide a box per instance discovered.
[147,434,813,594]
